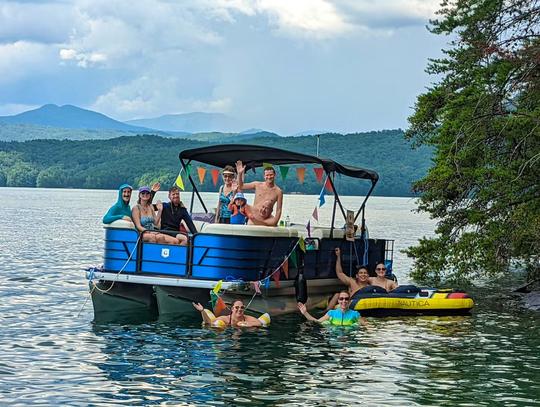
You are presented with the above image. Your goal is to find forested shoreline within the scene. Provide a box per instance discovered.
[0,130,431,197]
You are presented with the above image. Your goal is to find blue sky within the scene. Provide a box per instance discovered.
[0,0,446,134]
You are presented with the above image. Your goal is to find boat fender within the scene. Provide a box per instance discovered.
[203,309,271,327]
[295,272,308,304]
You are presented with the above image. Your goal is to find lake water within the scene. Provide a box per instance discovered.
[1,188,539,406]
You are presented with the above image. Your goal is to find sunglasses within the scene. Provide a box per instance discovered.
[376,267,386,271]
[140,191,150,195]
[223,174,234,178]
[338,297,350,301]
[233,306,245,310]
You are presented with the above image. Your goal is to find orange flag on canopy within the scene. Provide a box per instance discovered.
[211,169,220,186]
[313,167,324,183]
[197,167,207,184]
[296,167,306,184]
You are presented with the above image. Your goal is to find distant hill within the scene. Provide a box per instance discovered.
[125,112,242,133]
[0,104,154,132]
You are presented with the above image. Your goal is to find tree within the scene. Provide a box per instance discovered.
[405,0,540,284]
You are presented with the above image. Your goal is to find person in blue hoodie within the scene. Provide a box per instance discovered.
[102,184,134,224]
[102,182,160,224]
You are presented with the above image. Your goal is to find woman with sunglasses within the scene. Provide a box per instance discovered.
[298,291,368,326]
[192,299,262,327]
[132,186,181,244]
[370,262,398,291]
[215,165,237,224]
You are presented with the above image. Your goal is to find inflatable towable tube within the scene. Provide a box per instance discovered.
[203,309,271,328]
[351,285,474,317]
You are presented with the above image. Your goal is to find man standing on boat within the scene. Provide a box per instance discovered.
[236,161,283,226]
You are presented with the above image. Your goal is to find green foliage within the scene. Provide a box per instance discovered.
[0,131,431,197]
[405,0,540,284]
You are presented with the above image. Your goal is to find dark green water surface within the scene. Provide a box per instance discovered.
[1,188,538,406]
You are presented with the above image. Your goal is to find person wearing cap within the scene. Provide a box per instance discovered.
[228,192,252,225]
[132,185,181,244]
[215,165,237,224]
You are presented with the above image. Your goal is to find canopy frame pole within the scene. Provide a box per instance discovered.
[328,172,346,238]
[181,159,208,213]
[354,180,377,234]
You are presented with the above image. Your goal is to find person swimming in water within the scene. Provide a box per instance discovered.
[192,299,262,327]
[298,290,368,327]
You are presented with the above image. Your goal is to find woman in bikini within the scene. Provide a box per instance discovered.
[215,165,237,224]
[193,299,262,327]
[370,262,398,291]
[131,186,181,244]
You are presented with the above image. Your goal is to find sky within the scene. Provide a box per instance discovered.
[0,0,447,134]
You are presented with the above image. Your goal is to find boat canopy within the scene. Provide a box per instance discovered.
[179,144,378,183]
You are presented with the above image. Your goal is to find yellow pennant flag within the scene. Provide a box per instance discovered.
[175,173,185,190]
[213,280,223,294]
[298,237,306,253]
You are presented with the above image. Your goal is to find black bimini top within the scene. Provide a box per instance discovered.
[179,144,378,182]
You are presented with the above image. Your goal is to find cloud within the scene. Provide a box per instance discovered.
[0,41,58,85]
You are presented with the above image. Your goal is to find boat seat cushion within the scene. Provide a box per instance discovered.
[105,219,136,229]
[201,223,298,237]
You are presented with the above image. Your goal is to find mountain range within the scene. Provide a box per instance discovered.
[0,104,280,142]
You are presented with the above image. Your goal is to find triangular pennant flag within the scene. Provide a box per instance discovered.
[175,173,185,190]
[212,280,223,294]
[213,297,227,316]
[289,251,297,268]
[281,260,289,279]
[211,169,220,186]
[313,167,324,183]
[296,167,306,184]
[299,237,306,253]
[325,177,334,193]
[306,220,311,238]
[272,269,280,288]
[185,163,192,177]
[263,162,273,169]
[279,166,289,181]
[251,281,261,295]
[312,207,318,221]
[319,190,326,207]
[210,291,218,309]
[197,167,206,184]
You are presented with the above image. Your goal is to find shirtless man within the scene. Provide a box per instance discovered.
[326,247,372,310]
[236,161,283,226]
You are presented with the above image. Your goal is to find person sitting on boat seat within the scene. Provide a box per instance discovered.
[103,182,160,225]
[298,291,368,327]
[132,186,182,245]
[156,186,197,245]
[228,192,252,225]
[236,161,283,226]
[370,262,398,292]
[102,183,134,225]
[192,300,263,327]
[326,247,371,311]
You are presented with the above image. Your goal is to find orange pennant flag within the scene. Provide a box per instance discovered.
[211,169,220,186]
[282,261,289,279]
[272,270,280,288]
[325,177,334,193]
[213,296,227,316]
[197,167,206,184]
[296,167,306,184]
[313,167,324,183]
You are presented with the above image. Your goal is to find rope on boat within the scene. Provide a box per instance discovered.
[76,235,141,317]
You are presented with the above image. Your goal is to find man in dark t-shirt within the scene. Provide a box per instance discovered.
[159,186,197,235]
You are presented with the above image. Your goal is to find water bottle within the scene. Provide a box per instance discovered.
[285,215,290,227]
